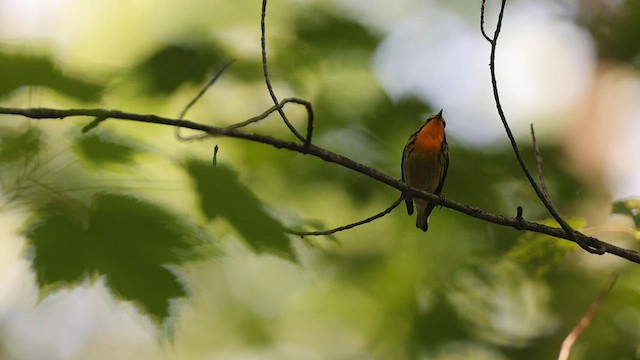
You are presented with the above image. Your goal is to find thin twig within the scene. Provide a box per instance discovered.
[1,105,638,263]
[288,196,404,237]
[212,145,219,166]
[260,0,307,144]
[81,115,108,133]
[480,0,492,42]
[178,60,235,120]
[482,0,602,254]
[558,272,620,360]
[529,124,584,248]
[175,60,235,142]
[531,124,550,198]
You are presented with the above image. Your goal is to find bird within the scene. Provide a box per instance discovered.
[401,109,449,232]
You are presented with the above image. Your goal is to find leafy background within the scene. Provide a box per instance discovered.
[1,0,640,359]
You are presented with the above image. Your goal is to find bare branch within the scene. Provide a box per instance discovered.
[483,0,603,254]
[1,105,639,264]
[558,272,620,360]
[288,196,404,237]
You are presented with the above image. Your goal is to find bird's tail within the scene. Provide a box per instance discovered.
[415,201,429,232]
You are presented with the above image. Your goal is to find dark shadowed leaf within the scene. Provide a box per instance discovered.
[134,43,226,95]
[0,52,102,101]
[587,0,640,67]
[295,9,380,53]
[0,126,43,163]
[73,132,139,165]
[23,193,208,323]
[186,160,295,261]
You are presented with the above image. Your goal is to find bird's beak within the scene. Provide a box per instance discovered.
[437,109,443,118]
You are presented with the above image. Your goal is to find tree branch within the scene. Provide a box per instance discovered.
[2,105,639,264]
[481,0,603,254]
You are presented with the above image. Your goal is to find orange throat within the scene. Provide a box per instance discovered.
[415,120,444,153]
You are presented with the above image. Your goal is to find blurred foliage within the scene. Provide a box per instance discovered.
[586,0,640,67]
[506,218,583,276]
[22,193,209,324]
[612,197,640,231]
[0,125,43,163]
[0,51,103,101]
[1,0,640,359]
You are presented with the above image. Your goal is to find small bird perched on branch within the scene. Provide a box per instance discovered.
[401,110,449,231]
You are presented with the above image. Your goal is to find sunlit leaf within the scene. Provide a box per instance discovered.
[0,126,43,163]
[0,52,102,101]
[186,160,295,261]
[73,132,138,165]
[612,197,640,230]
[506,218,584,275]
[23,193,208,323]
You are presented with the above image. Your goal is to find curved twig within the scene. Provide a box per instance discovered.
[481,0,602,254]
[1,105,639,264]
[480,0,492,42]
[225,97,312,131]
[261,0,310,146]
[288,196,404,237]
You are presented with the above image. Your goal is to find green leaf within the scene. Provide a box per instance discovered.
[23,193,208,324]
[134,43,226,95]
[588,0,640,68]
[73,132,138,165]
[0,51,102,101]
[186,160,295,261]
[506,218,584,276]
[0,126,43,163]
[612,198,640,231]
